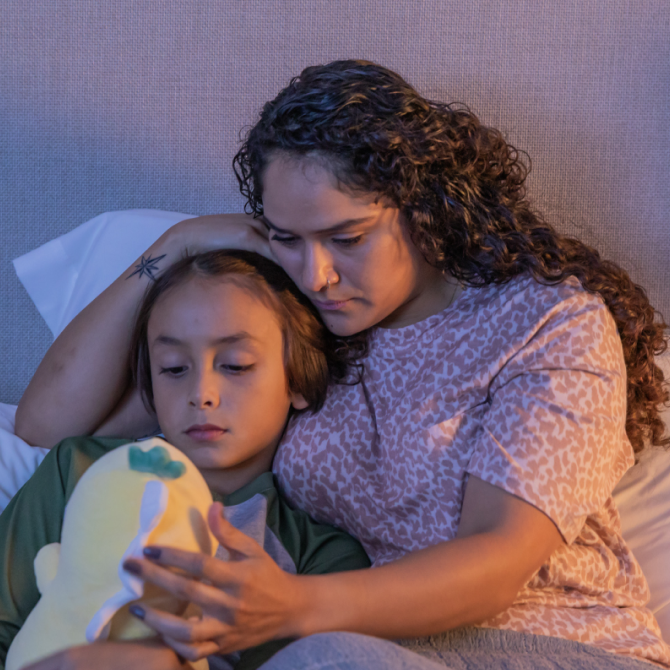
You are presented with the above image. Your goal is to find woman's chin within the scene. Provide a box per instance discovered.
[321,311,374,337]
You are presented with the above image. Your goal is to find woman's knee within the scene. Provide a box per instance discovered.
[258,632,447,670]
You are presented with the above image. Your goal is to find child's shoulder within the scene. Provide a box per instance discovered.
[52,434,133,458]
[220,472,370,575]
[48,435,137,502]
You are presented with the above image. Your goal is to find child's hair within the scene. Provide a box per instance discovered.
[131,249,344,415]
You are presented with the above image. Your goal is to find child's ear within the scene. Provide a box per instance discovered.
[290,393,309,411]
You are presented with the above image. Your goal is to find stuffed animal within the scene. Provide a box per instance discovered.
[6,438,217,670]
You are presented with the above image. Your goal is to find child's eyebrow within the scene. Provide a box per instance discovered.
[153,331,258,346]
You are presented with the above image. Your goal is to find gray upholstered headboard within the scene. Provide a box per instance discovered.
[2,0,668,404]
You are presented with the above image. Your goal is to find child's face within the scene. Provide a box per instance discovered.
[147,275,306,487]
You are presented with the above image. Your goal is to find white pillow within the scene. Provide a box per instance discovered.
[615,445,670,641]
[613,349,670,642]
[0,403,48,512]
[13,209,194,337]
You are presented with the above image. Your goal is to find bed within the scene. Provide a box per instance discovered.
[1,0,669,652]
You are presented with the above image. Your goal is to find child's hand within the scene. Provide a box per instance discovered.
[122,502,309,662]
[22,639,185,670]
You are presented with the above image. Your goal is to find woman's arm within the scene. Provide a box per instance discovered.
[307,474,562,638]
[121,476,562,660]
[92,386,160,439]
[15,215,271,448]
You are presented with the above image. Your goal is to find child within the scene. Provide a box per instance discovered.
[0,250,370,670]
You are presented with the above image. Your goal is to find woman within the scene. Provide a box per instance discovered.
[16,60,669,669]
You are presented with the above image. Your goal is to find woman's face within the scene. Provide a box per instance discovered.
[262,154,453,336]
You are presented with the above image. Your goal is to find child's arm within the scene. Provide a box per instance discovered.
[0,436,124,665]
[18,639,185,670]
[0,448,70,663]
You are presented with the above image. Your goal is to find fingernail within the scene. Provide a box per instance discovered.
[123,560,142,575]
[143,546,161,560]
[129,604,145,620]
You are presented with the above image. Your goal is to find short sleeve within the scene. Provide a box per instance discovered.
[271,491,371,576]
[466,284,633,544]
[293,513,372,576]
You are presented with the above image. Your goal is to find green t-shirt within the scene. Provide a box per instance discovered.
[0,436,370,670]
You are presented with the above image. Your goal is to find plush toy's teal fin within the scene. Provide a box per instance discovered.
[128,445,186,479]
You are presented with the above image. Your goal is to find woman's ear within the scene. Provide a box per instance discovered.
[290,393,309,411]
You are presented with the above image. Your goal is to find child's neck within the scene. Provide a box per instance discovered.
[198,447,275,497]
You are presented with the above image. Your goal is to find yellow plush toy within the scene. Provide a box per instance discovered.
[6,438,217,670]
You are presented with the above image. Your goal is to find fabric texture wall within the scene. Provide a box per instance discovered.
[1,0,669,403]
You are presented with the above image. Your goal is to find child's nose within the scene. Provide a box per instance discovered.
[188,373,220,408]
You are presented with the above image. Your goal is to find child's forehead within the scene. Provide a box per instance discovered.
[149,274,284,338]
[163,273,276,309]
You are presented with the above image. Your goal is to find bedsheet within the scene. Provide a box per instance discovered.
[0,404,47,511]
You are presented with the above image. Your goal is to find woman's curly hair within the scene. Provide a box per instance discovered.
[233,59,669,453]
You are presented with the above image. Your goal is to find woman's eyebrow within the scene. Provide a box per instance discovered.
[263,215,376,235]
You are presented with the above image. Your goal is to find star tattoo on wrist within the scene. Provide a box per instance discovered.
[127,254,167,281]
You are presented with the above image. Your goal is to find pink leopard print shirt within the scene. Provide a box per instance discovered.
[274,275,670,667]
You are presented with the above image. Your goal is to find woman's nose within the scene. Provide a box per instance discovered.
[188,372,220,409]
[301,243,334,293]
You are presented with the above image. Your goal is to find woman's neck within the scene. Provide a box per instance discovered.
[379,272,463,329]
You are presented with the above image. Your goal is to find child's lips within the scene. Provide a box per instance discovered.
[185,424,227,441]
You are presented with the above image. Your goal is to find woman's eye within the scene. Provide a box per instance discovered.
[270,234,299,247]
[333,235,363,247]
[159,366,187,376]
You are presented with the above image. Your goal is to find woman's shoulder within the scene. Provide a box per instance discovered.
[370,273,613,357]
[470,273,622,363]
[464,273,606,320]
[474,275,626,388]
[445,273,617,349]
[51,435,132,469]
[47,435,134,502]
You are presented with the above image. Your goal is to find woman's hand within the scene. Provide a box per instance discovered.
[122,502,306,662]
[22,639,185,670]
[164,214,274,261]
[122,480,562,657]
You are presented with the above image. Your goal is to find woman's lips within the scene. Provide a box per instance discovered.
[313,298,351,311]
[185,424,227,441]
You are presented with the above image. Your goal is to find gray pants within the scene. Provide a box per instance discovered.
[258,628,657,670]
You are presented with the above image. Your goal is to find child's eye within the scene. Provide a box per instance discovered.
[222,364,254,375]
[159,366,187,376]
[270,234,299,247]
[333,234,363,247]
